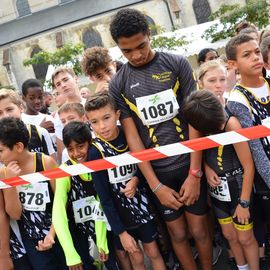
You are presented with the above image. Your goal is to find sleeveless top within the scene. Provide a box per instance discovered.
[92,134,152,229]
[65,159,96,237]
[18,152,54,239]
[27,124,49,155]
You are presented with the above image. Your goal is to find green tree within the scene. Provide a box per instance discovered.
[203,0,270,42]
[23,43,85,75]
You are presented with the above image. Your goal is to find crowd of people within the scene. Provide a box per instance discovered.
[0,7,270,270]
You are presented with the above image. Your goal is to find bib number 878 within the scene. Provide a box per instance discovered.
[140,101,173,120]
[19,192,44,206]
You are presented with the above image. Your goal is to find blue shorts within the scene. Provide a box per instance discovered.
[115,220,158,250]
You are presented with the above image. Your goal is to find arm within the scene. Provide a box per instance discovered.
[121,117,182,210]
[179,125,203,206]
[1,163,22,220]
[227,101,270,188]
[0,191,13,270]
[226,117,255,224]
[52,176,82,267]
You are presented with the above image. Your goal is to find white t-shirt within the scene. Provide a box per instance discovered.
[228,82,270,111]
[61,148,70,163]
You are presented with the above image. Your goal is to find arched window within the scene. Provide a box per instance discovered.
[146,15,158,36]
[31,47,48,81]
[83,29,103,48]
[193,0,211,24]
[16,0,31,17]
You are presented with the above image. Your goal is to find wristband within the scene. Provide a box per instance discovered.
[152,182,163,194]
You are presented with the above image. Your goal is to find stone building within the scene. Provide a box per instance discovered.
[0,0,245,90]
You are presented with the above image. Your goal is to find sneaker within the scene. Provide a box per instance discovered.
[212,244,222,265]
[228,258,238,270]
[260,257,270,270]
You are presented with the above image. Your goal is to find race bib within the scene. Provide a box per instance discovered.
[108,164,137,184]
[17,182,50,211]
[73,196,107,223]
[262,117,270,142]
[208,176,231,202]
[136,89,179,125]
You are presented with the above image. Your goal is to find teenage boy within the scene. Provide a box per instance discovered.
[109,8,211,269]
[51,67,86,160]
[21,79,55,133]
[86,92,166,270]
[81,46,117,93]
[0,89,56,160]
[0,117,67,270]
[226,33,270,268]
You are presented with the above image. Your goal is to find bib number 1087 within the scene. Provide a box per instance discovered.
[140,101,173,120]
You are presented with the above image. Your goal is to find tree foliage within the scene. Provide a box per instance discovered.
[151,35,189,51]
[23,43,85,75]
[203,0,270,42]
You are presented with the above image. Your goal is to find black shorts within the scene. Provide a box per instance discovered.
[149,165,208,222]
[115,220,158,250]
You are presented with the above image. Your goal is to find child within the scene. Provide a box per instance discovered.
[183,90,259,270]
[0,117,66,270]
[81,46,117,93]
[21,79,55,134]
[85,92,166,270]
[260,36,270,81]
[197,48,219,65]
[197,59,227,105]
[58,102,87,163]
[52,121,119,270]
[226,33,270,269]
[0,88,56,160]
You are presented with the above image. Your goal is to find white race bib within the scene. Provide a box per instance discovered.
[17,182,50,211]
[261,117,270,142]
[208,177,231,202]
[136,89,179,125]
[72,196,107,223]
[108,164,137,184]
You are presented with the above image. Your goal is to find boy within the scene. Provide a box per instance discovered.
[183,89,259,270]
[0,117,67,270]
[85,92,166,270]
[58,102,87,163]
[21,79,55,133]
[226,33,270,268]
[53,121,119,270]
[0,88,56,160]
[81,47,117,93]
[109,8,211,269]
[51,66,86,160]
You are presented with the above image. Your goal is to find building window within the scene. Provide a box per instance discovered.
[83,29,103,48]
[31,47,48,81]
[16,0,31,17]
[193,0,211,24]
[146,16,158,36]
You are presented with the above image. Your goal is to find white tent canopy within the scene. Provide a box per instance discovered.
[109,20,228,61]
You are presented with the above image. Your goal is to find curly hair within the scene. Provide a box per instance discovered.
[81,47,113,76]
[110,8,149,43]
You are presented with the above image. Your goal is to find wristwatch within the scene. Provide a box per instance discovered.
[238,199,250,208]
[189,169,203,178]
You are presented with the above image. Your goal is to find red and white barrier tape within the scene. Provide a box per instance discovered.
[1,123,270,189]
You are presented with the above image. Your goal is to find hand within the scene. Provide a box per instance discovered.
[179,174,200,206]
[233,205,250,225]
[99,249,108,262]
[0,255,14,270]
[204,164,220,187]
[121,177,138,198]
[69,263,83,270]
[5,161,21,178]
[119,231,139,253]
[40,118,55,133]
[155,184,183,210]
[36,233,55,251]
[95,81,109,93]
